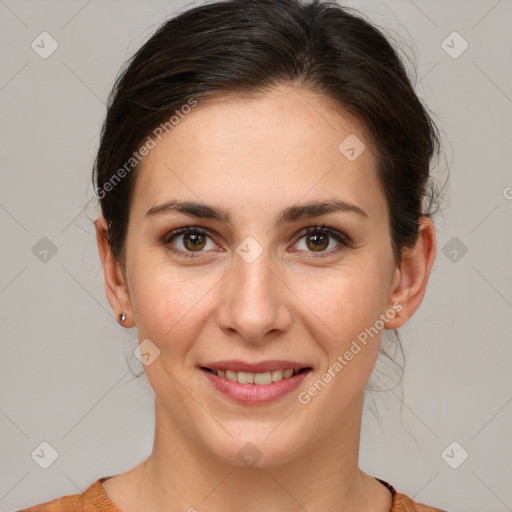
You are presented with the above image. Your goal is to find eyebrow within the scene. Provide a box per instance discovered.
[145,198,369,226]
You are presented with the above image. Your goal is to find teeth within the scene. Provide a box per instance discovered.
[211,368,301,384]
[271,369,283,382]
[237,371,254,384]
[225,370,237,382]
[254,372,272,385]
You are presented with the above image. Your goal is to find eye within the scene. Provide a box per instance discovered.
[164,227,218,258]
[292,223,352,257]
[163,223,353,260]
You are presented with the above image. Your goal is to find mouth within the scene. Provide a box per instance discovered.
[200,367,310,385]
[199,361,312,404]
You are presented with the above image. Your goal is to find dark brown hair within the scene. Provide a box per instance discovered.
[93,0,443,266]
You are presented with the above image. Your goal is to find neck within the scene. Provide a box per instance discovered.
[131,391,390,512]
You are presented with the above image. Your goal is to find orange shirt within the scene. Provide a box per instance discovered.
[18,476,447,512]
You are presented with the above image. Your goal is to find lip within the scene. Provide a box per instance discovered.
[199,361,312,405]
[200,360,310,373]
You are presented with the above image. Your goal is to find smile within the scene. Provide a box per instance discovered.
[199,362,312,405]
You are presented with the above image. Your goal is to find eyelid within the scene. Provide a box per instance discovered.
[162,226,216,245]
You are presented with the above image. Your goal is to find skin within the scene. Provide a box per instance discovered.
[95,84,436,512]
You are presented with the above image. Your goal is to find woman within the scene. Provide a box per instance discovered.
[21,0,446,510]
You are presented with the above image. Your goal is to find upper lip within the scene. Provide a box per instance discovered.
[200,360,312,373]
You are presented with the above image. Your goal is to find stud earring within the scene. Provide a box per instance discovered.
[120,312,127,324]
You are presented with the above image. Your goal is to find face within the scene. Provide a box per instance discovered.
[109,85,405,467]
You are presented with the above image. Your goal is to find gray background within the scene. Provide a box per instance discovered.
[1,0,511,511]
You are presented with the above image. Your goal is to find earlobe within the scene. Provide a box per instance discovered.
[94,216,134,327]
[385,217,436,330]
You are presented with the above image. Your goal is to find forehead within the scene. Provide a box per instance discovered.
[133,85,386,222]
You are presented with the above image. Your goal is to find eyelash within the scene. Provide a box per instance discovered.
[163,223,353,260]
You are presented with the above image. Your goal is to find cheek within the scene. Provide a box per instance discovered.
[128,255,222,351]
[306,265,388,325]
[293,260,391,362]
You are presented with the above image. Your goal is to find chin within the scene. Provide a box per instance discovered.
[201,427,307,469]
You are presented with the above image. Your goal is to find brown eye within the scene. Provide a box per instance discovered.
[293,225,352,256]
[305,232,329,252]
[182,232,206,251]
[165,227,217,257]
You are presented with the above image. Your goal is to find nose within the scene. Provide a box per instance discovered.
[216,250,292,344]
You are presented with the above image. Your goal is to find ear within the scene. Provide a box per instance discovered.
[385,216,436,329]
[95,216,134,327]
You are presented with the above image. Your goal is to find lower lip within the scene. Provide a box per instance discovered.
[200,368,311,405]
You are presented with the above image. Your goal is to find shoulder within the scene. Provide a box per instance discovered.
[17,477,121,512]
[393,491,448,512]
[375,477,447,512]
